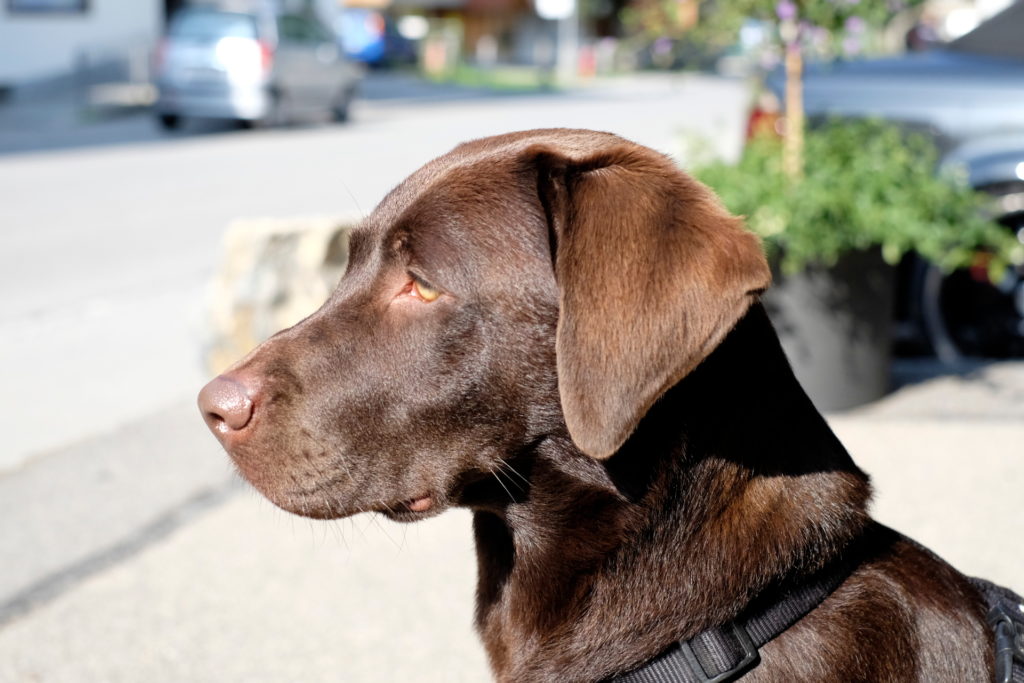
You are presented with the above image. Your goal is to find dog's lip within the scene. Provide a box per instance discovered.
[377,492,445,522]
[402,494,434,512]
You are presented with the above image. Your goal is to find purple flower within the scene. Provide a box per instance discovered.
[808,25,830,48]
[776,0,797,21]
[842,35,862,55]
[845,15,866,33]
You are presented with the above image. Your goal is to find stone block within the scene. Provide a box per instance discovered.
[204,215,359,375]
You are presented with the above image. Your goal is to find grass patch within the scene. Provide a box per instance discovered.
[430,64,556,92]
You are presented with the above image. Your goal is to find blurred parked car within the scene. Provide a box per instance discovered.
[154,3,361,129]
[764,1,1024,360]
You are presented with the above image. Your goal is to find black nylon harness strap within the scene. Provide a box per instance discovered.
[611,565,1024,683]
[611,557,857,683]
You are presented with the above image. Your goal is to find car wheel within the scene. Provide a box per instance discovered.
[916,245,1024,362]
[157,114,181,131]
[331,87,355,123]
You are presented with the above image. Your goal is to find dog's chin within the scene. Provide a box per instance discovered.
[258,484,450,524]
[259,491,349,520]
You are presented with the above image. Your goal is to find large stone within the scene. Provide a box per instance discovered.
[204,215,359,375]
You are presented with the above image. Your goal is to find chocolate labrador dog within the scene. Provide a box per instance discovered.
[199,129,1016,682]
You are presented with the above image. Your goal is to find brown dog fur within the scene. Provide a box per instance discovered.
[201,129,995,681]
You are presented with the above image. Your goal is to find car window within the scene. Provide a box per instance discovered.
[310,19,335,44]
[277,14,318,43]
[169,9,258,41]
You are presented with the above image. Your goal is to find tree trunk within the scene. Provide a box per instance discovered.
[783,44,804,180]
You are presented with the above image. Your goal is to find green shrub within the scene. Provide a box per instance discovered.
[696,119,1023,277]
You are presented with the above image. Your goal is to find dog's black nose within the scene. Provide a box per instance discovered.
[198,375,255,435]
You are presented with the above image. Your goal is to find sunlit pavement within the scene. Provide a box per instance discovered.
[0,72,1021,682]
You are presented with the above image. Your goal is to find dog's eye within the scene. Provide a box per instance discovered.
[411,278,441,302]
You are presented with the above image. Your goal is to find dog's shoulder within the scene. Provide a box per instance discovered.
[758,525,993,682]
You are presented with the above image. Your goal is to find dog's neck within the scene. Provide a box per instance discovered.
[468,304,872,682]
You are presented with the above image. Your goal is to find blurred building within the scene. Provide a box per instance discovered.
[340,0,562,68]
[0,0,339,94]
[455,0,550,65]
[0,0,162,91]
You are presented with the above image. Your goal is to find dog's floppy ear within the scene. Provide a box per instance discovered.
[527,138,770,459]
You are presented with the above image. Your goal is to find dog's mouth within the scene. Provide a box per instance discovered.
[266,487,446,522]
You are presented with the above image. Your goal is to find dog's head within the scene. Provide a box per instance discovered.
[198,129,770,521]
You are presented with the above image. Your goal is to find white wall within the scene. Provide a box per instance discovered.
[0,0,161,85]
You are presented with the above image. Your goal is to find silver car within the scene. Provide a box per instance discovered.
[154,3,361,129]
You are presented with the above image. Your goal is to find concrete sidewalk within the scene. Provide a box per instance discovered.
[0,362,1021,682]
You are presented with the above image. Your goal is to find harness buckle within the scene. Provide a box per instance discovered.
[678,622,760,683]
[989,601,1024,683]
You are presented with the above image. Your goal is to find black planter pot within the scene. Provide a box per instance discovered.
[762,249,895,412]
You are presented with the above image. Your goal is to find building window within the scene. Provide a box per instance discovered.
[7,0,89,13]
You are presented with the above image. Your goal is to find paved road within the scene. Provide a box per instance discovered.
[0,73,1020,682]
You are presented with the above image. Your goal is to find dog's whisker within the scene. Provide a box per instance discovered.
[496,457,530,487]
[339,178,366,220]
[498,466,524,492]
[327,516,350,551]
[306,515,318,546]
[317,493,343,545]
[490,466,517,504]
[303,458,352,551]
[367,502,403,551]
[496,460,527,490]
[348,515,367,542]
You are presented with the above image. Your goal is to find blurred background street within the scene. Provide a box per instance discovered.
[1,0,1023,680]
